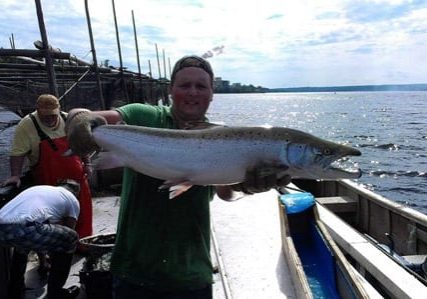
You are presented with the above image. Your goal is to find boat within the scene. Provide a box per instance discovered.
[278,192,376,298]
[280,179,427,298]
[2,177,427,298]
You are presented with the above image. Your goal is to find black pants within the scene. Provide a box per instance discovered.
[47,252,74,298]
[8,248,28,299]
[0,247,12,299]
[7,249,74,299]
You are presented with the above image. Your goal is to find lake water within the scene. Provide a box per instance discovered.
[1,91,426,213]
[207,91,427,214]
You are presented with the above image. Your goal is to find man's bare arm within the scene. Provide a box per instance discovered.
[2,155,26,187]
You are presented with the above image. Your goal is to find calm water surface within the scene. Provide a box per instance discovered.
[1,91,426,213]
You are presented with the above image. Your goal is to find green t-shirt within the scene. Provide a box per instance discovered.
[109,103,215,291]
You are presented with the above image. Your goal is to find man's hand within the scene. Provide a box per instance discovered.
[65,109,107,157]
[231,165,291,194]
[2,175,21,188]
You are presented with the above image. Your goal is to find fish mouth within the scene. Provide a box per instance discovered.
[326,157,362,179]
[327,165,362,179]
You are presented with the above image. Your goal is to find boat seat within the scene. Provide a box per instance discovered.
[316,196,357,213]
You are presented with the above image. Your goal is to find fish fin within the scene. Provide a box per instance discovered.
[183,121,224,130]
[253,164,289,178]
[169,184,193,199]
[159,180,193,199]
[114,120,127,125]
[92,152,125,170]
[229,190,248,201]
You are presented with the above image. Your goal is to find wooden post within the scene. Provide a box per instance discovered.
[34,0,58,97]
[148,59,152,78]
[162,49,166,81]
[9,34,15,49]
[85,0,105,109]
[132,10,142,76]
[168,57,172,79]
[111,0,128,102]
[132,10,143,102]
[111,0,123,72]
[155,43,161,78]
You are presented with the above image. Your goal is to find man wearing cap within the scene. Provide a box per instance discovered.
[2,95,93,292]
[65,56,291,298]
[2,94,93,249]
[0,180,81,299]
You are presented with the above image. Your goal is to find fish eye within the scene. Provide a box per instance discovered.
[323,148,332,155]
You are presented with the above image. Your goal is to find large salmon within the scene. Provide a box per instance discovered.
[74,124,361,198]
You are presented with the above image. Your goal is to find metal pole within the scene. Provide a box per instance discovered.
[34,0,58,97]
[85,0,106,109]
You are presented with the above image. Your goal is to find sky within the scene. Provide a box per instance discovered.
[1,0,427,88]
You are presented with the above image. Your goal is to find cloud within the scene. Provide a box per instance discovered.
[1,0,426,88]
[345,0,427,23]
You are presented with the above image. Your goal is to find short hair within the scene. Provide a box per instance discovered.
[36,94,60,116]
[170,55,214,85]
[57,179,80,196]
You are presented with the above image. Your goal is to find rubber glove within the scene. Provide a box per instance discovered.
[65,109,107,157]
[231,165,291,194]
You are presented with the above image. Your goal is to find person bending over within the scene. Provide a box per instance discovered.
[0,180,81,299]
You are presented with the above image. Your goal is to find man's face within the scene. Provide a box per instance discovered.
[38,113,59,127]
[170,67,213,122]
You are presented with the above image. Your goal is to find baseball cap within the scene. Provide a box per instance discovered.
[170,55,214,85]
[37,94,60,116]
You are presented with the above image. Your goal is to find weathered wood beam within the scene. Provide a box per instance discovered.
[0,49,71,59]
[0,63,112,73]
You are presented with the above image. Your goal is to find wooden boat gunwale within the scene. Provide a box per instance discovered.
[290,178,427,256]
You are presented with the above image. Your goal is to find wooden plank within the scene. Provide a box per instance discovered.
[278,201,313,299]
[316,196,357,213]
[416,229,427,245]
[350,265,384,299]
[317,203,427,299]
[0,49,71,59]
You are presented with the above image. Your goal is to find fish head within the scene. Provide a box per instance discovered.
[278,129,362,179]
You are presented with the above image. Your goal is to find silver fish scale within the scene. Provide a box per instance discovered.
[89,124,361,185]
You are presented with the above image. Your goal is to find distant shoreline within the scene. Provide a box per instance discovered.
[267,83,427,93]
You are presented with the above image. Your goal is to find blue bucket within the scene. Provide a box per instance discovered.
[279,193,315,214]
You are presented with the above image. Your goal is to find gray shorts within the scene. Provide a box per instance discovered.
[0,222,78,253]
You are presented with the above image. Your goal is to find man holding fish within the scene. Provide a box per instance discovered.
[66,55,295,298]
